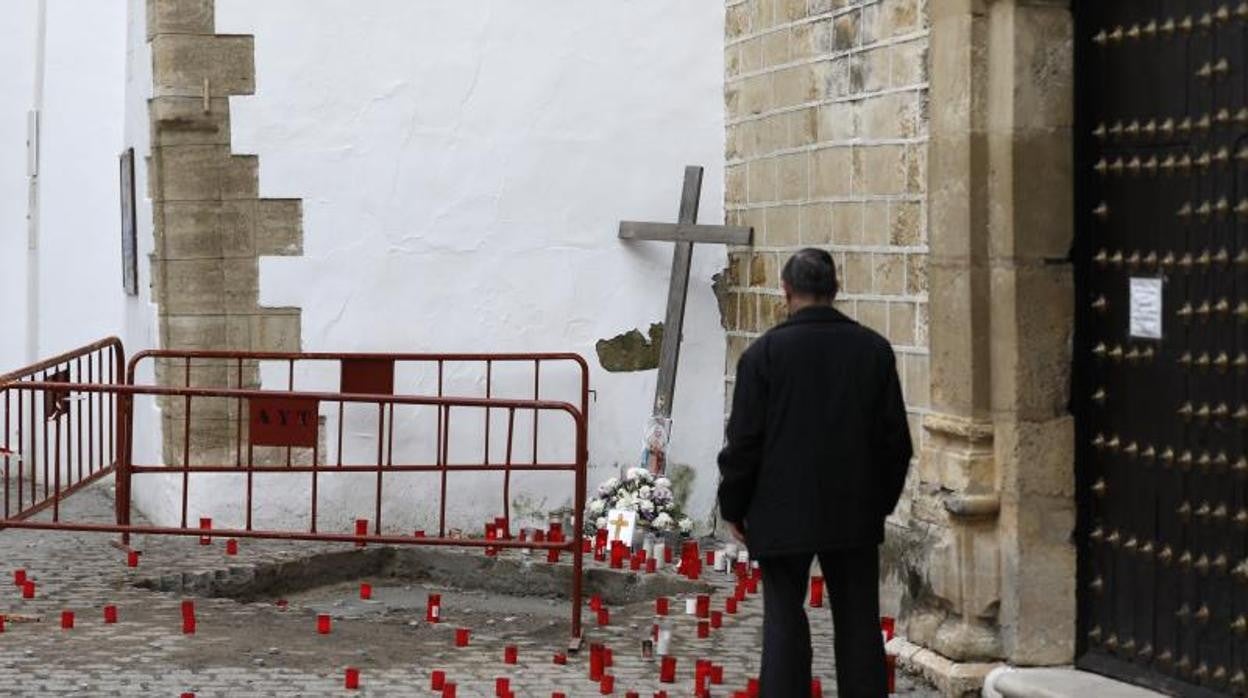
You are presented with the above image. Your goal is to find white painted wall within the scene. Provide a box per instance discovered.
[188,0,729,534]
[0,2,149,501]
[0,1,39,372]
[0,0,131,366]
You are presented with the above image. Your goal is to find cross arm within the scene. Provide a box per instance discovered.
[619,221,753,246]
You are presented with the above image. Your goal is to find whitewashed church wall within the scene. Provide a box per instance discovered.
[0,0,130,367]
[0,1,39,374]
[169,1,731,534]
[123,0,166,516]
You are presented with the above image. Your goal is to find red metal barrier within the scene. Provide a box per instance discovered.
[1,363,590,642]
[124,349,590,538]
[0,338,125,524]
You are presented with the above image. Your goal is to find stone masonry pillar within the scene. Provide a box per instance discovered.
[146,0,303,466]
[914,0,1075,675]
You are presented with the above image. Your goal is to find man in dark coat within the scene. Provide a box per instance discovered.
[718,247,913,698]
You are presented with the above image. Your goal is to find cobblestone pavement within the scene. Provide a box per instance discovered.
[0,483,939,696]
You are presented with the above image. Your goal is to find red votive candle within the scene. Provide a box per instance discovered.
[104,605,118,624]
[659,656,677,683]
[355,518,368,547]
[726,597,738,614]
[697,620,710,638]
[345,668,359,690]
[317,614,331,634]
[414,530,426,538]
[645,558,657,573]
[198,517,212,545]
[22,581,34,599]
[809,576,824,607]
[60,611,74,629]
[552,653,567,665]
[590,594,603,611]
[597,607,610,626]
[495,677,510,695]
[127,551,139,568]
[181,600,195,619]
[225,539,238,555]
[711,665,724,684]
[0,615,6,633]
[655,597,669,615]
[182,616,196,634]
[600,674,615,694]
[886,654,897,693]
[630,555,642,571]
[431,670,446,690]
[442,682,457,698]
[547,547,560,563]
[696,595,710,618]
[504,645,518,664]
[881,616,896,641]
[589,644,605,680]
[359,583,372,600]
[711,610,723,629]
[604,646,614,667]
[13,569,25,586]
[747,678,760,696]
[426,593,441,623]
[455,627,470,647]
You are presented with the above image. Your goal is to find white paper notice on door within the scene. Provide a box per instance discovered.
[1128,277,1163,339]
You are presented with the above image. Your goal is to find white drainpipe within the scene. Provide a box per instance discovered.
[25,0,47,364]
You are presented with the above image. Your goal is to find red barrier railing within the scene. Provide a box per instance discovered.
[124,349,590,537]
[0,338,125,524]
[1,375,589,641]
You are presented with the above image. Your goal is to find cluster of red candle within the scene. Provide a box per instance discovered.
[13,568,35,599]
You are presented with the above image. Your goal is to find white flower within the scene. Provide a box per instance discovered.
[678,517,693,533]
[654,477,671,489]
[638,500,654,514]
[589,499,605,514]
[638,485,652,499]
[653,513,674,531]
[626,467,646,481]
[595,516,608,529]
[602,477,619,491]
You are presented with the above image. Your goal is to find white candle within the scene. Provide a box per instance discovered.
[653,542,666,567]
[713,550,727,572]
[685,598,697,615]
[656,625,672,655]
[738,549,750,564]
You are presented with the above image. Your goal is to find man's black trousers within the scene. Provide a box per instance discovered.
[757,546,887,698]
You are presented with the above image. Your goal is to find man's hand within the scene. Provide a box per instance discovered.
[728,521,747,544]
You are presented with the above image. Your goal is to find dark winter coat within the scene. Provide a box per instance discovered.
[717,305,913,556]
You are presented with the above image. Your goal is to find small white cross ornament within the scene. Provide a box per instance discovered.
[606,509,637,545]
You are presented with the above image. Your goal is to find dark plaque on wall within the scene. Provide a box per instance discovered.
[119,147,137,296]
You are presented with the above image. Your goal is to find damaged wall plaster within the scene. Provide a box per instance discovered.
[596,323,663,372]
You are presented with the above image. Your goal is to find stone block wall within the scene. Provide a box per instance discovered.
[146,0,303,465]
[721,0,930,501]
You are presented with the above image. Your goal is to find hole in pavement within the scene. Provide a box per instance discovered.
[133,546,711,624]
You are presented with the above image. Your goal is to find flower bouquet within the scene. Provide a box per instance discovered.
[586,467,692,536]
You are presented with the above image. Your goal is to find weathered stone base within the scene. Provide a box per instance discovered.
[888,636,1002,698]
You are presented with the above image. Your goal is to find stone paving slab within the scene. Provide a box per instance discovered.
[0,482,939,696]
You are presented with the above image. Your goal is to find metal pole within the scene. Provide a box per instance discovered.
[25,0,48,364]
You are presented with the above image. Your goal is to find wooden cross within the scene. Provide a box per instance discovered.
[610,512,631,541]
[619,165,754,421]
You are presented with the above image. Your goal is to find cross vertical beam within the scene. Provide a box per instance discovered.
[652,166,703,418]
[618,166,754,460]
